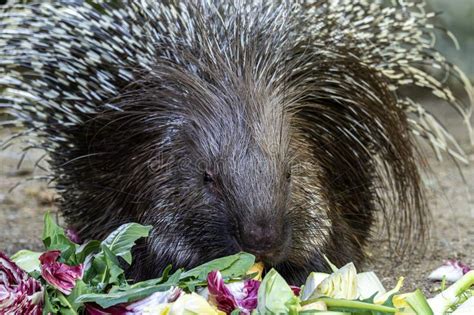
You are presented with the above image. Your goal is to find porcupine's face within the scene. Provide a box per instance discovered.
[126,80,339,285]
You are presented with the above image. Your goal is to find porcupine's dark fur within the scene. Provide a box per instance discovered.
[0,0,472,284]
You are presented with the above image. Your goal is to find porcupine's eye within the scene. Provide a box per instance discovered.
[203,171,214,184]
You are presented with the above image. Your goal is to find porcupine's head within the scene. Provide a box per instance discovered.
[2,0,471,285]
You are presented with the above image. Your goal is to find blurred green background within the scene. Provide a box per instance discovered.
[429,0,474,79]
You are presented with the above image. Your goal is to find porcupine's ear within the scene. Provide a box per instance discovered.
[290,0,472,255]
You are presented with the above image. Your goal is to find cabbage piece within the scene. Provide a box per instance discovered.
[393,289,433,315]
[169,293,224,315]
[310,263,358,300]
[256,269,299,314]
[428,260,471,282]
[451,296,474,315]
[357,271,386,300]
[300,272,329,301]
[428,271,474,315]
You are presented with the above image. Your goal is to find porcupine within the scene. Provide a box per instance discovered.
[0,0,472,284]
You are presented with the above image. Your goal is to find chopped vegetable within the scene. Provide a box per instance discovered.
[300,272,329,301]
[1,213,473,314]
[170,292,224,314]
[0,252,43,315]
[309,263,358,300]
[428,271,474,315]
[206,270,259,314]
[429,260,471,282]
[256,268,299,314]
[39,250,84,295]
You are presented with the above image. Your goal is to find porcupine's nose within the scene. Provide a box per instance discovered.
[239,220,285,261]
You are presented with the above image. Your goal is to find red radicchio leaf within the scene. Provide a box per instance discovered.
[238,279,260,311]
[66,228,82,244]
[39,250,84,295]
[428,259,472,282]
[207,270,238,314]
[290,285,301,296]
[0,252,43,315]
[207,270,260,314]
[85,303,128,315]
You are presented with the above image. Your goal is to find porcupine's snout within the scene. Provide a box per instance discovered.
[238,218,290,263]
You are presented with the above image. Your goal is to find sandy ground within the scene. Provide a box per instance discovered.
[366,101,474,294]
[0,101,473,296]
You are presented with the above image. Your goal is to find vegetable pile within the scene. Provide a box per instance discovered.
[1,213,473,314]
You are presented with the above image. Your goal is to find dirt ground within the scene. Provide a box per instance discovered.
[365,101,474,294]
[0,101,473,296]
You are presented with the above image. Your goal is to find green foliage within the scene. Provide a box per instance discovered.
[99,223,151,265]
[180,252,255,282]
[16,213,470,314]
[75,284,171,309]
[42,212,76,261]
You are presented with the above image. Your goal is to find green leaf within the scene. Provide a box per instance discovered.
[180,252,255,281]
[404,289,433,315]
[323,255,339,273]
[42,212,70,248]
[301,297,397,314]
[43,289,59,314]
[42,212,76,260]
[56,292,78,315]
[29,270,41,280]
[88,244,126,286]
[128,277,166,290]
[75,284,172,308]
[100,223,152,264]
[102,244,126,285]
[130,267,182,289]
[164,268,182,287]
[43,285,85,315]
[286,295,301,315]
[63,280,90,314]
[75,240,101,263]
[256,268,299,314]
[299,312,350,314]
[82,223,150,285]
[10,250,42,273]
